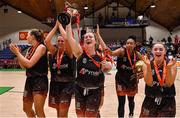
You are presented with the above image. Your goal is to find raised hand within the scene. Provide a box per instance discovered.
[101,60,112,73]
[9,43,20,55]
[167,58,176,68]
[96,24,100,35]
[142,55,150,65]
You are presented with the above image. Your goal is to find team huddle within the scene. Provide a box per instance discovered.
[9,9,177,118]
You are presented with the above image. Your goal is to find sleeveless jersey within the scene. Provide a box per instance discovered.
[49,51,74,82]
[77,51,105,88]
[26,46,48,77]
[145,60,176,97]
[116,48,139,83]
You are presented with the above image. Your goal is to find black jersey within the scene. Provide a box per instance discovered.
[145,60,176,97]
[116,48,139,83]
[49,51,74,82]
[77,52,105,88]
[26,46,48,78]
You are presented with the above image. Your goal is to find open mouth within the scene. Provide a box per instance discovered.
[85,39,92,45]
[155,54,161,57]
[86,42,91,45]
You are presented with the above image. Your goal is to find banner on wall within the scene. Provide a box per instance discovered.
[19,32,28,40]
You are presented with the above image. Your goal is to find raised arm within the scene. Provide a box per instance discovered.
[95,24,107,50]
[66,21,82,58]
[95,24,123,57]
[165,58,177,87]
[142,56,153,86]
[44,22,58,55]
[57,21,73,59]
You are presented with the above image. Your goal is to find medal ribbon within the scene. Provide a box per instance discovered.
[56,49,65,70]
[126,49,136,69]
[153,60,167,87]
[26,43,40,59]
[83,47,103,68]
[104,50,114,64]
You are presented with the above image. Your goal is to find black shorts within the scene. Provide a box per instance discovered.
[115,73,138,96]
[23,76,48,102]
[49,81,74,109]
[116,81,138,96]
[140,96,176,117]
[75,84,103,115]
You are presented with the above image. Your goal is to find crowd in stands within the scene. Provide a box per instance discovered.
[0,35,180,69]
[0,38,12,51]
[0,44,29,69]
[106,35,180,60]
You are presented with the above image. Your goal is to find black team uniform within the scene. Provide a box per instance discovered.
[23,46,48,101]
[75,51,105,117]
[140,60,176,117]
[116,48,140,117]
[48,51,75,109]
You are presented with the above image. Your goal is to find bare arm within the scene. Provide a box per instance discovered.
[58,21,67,39]
[96,24,108,50]
[142,56,153,86]
[101,60,112,73]
[18,59,25,69]
[165,59,177,87]
[66,22,83,58]
[44,22,58,55]
[57,22,73,59]
[95,24,124,57]
[10,43,46,68]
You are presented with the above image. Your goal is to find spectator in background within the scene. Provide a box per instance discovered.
[166,36,175,57]
[149,36,154,48]
[10,29,48,117]
[174,35,179,56]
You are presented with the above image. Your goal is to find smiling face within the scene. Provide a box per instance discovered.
[125,38,136,51]
[57,36,65,49]
[83,32,96,49]
[152,43,166,61]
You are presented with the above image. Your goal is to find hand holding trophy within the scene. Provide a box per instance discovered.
[135,60,144,79]
[57,1,79,25]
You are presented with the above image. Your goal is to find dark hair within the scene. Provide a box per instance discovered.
[152,42,167,50]
[30,29,44,43]
[127,35,136,42]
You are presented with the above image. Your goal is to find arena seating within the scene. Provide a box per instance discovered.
[0,45,29,69]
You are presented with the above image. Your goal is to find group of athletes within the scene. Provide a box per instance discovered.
[9,9,177,118]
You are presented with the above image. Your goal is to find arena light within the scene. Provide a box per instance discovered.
[137,15,143,20]
[17,10,22,14]
[84,4,88,10]
[150,3,156,8]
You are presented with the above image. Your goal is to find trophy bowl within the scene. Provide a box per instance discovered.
[57,1,79,25]
[135,60,144,72]
[135,60,144,79]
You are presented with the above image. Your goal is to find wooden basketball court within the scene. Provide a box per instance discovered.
[0,68,180,117]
